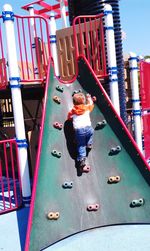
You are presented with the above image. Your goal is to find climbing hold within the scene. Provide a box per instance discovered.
[82,165,91,173]
[72,89,82,96]
[130,198,144,208]
[109,145,121,155]
[95,120,107,130]
[87,203,99,211]
[56,85,64,92]
[108,175,121,184]
[116,146,121,151]
[47,211,60,220]
[53,122,63,130]
[51,150,62,158]
[53,95,61,104]
[62,181,73,189]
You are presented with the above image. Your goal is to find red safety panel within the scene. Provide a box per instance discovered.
[140,61,150,110]
[142,113,150,161]
[140,61,150,161]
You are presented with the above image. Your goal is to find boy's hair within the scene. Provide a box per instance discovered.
[73,93,86,105]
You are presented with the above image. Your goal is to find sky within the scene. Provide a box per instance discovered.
[0,0,149,56]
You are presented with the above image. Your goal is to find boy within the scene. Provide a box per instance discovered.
[67,92,94,168]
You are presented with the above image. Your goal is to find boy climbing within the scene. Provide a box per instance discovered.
[67,92,94,169]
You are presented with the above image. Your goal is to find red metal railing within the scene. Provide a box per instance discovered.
[22,0,69,20]
[14,14,50,83]
[0,14,50,89]
[0,139,22,214]
[73,13,107,78]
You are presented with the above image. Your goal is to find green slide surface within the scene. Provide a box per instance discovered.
[27,59,150,251]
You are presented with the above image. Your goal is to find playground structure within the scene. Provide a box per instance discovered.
[0,1,150,251]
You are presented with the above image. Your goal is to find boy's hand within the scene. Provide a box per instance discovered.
[86,93,91,98]
[86,94,96,102]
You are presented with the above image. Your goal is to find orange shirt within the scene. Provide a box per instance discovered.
[67,97,94,129]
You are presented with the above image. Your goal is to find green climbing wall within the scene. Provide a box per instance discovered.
[27,60,150,251]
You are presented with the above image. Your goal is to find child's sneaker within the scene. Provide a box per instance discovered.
[75,158,86,176]
[77,158,86,168]
[80,158,86,168]
[86,144,93,156]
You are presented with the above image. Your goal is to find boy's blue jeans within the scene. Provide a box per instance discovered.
[75,126,94,161]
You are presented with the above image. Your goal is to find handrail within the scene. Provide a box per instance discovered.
[24,58,51,251]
